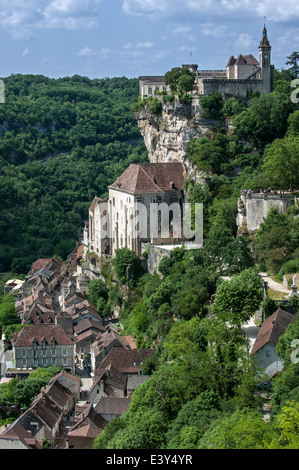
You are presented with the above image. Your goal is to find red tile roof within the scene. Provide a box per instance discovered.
[12,324,74,347]
[109,163,185,195]
[251,308,295,355]
[96,347,156,374]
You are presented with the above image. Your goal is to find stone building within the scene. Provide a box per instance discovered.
[12,324,75,372]
[83,162,186,259]
[251,308,295,377]
[139,26,273,100]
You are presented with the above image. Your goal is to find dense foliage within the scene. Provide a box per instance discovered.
[0,75,148,273]
[1,64,299,449]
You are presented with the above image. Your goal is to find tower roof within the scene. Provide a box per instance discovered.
[259,25,271,48]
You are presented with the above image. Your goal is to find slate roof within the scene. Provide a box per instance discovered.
[109,163,185,195]
[227,54,259,67]
[251,307,295,355]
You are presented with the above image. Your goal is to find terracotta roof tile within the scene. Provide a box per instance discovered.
[109,163,185,195]
[96,347,156,374]
[251,308,295,355]
[12,324,74,347]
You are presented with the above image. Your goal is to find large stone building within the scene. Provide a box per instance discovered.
[83,162,186,259]
[139,26,273,100]
[12,324,75,372]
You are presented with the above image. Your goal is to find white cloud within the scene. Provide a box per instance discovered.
[77,46,96,56]
[172,25,192,35]
[237,33,253,48]
[0,0,102,38]
[122,0,168,16]
[22,48,30,56]
[77,46,114,59]
[136,41,154,48]
[122,0,299,22]
[200,22,229,37]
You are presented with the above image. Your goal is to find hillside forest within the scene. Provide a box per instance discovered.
[0,61,299,449]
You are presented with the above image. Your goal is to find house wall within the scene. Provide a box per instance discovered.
[255,344,284,377]
[14,343,75,371]
[0,438,29,449]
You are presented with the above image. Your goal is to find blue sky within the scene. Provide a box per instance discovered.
[0,0,298,79]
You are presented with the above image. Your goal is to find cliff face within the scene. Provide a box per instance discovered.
[136,99,220,180]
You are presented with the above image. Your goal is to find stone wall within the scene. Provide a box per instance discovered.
[202,78,263,98]
[237,192,295,233]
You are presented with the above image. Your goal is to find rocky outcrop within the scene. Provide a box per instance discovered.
[136,98,221,181]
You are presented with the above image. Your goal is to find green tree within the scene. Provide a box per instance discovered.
[262,136,299,192]
[211,268,264,326]
[164,67,195,94]
[0,295,19,328]
[87,278,108,307]
[113,247,144,284]
[199,91,224,120]
[198,409,275,449]
[286,52,299,78]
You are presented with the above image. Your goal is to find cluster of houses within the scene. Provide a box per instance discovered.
[0,253,156,449]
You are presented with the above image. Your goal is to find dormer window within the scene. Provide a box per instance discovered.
[42,339,47,349]
[33,339,37,350]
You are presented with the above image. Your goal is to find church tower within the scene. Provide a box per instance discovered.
[259,24,273,94]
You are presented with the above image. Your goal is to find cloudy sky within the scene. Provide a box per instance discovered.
[0,0,298,79]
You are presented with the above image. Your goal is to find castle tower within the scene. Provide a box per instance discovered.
[259,25,273,94]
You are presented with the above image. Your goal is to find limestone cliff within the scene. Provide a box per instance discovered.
[136,99,220,180]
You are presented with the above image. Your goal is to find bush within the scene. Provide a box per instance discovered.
[277,259,299,281]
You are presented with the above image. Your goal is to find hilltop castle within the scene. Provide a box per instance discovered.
[139,26,273,100]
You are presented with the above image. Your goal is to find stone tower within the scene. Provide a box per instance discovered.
[259,25,273,94]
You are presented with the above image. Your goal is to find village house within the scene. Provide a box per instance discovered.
[88,364,128,402]
[64,298,103,326]
[95,397,131,422]
[251,307,295,377]
[95,347,157,377]
[12,324,75,372]
[74,318,106,361]
[0,372,79,449]
[90,328,132,372]
[57,403,108,449]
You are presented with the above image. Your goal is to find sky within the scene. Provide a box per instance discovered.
[0,0,298,79]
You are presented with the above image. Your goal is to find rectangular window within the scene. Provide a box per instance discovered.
[43,358,47,366]
[62,349,67,356]
[63,358,67,366]
[34,359,38,367]
[43,349,47,357]
[22,359,27,367]
[51,349,56,357]
[51,358,57,366]
[22,350,26,358]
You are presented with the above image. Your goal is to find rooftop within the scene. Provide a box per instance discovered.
[109,162,185,195]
